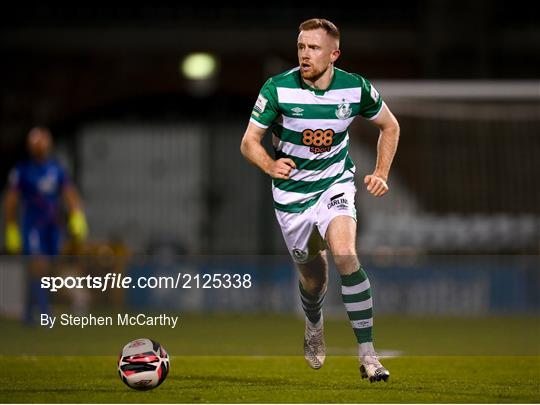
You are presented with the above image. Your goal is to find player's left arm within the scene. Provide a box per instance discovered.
[364,104,400,197]
[62,183,88,242]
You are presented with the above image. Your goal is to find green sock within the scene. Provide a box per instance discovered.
[341,267,373,343]
[299,281,326,324]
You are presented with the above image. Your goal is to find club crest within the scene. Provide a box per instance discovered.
[335,101,352,119]
[292,248,308,262]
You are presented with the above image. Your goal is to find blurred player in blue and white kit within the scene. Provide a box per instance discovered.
[3,127,88,323]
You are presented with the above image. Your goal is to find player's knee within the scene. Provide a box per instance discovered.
[297,252,328,295]
[331,245,357,260]
[333,252,360,275]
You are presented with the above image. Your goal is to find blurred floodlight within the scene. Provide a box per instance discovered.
[181,53,217,80]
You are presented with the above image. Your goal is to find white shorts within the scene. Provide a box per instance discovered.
[275,181,357,263]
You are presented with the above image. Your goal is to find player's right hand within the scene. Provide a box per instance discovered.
[5,222,22,254]
[267,158,296,179]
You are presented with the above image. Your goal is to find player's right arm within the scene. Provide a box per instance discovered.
[3,168,22,254]
[240,123,296,180]
[240,78,296,179]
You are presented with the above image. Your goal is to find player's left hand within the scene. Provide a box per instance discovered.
[364,174,389,197]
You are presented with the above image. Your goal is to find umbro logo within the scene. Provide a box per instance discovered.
[291,107,304,116]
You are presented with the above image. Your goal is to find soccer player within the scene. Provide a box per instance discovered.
[3,126,88,323]
[240,19,399,382]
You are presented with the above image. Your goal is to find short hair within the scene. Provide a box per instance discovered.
[299,18,340,41]
[28,126,52,139]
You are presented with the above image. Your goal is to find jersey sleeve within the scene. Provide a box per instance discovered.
[358,77,384,120]
[249,78,279,129]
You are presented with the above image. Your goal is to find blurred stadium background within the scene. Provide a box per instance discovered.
[0,4,539,330]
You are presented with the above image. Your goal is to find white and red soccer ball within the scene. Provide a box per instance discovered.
[118,338,170,390]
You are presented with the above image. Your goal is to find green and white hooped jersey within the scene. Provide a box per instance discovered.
[250,66,384,213]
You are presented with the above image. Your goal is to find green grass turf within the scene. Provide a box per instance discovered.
[0,314,539,402]
[0,356,538,403]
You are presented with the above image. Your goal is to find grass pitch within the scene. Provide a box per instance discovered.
[0,314,539,403]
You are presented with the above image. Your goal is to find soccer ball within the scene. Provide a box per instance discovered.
[117,338,170,390]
